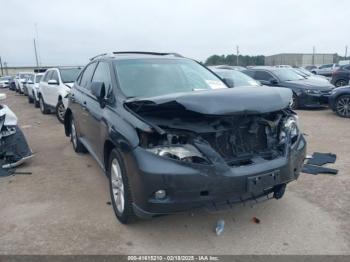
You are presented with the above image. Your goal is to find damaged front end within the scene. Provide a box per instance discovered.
[0,103,33,169]
[123,87,306,216]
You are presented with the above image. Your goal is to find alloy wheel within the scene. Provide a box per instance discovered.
[111,158,125,214]
[336,96,350,117]
[57,103,66,122]
[336,80,347,87]
[71,120,78,149]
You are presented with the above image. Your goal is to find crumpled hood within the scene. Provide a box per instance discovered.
[125,86,292,115]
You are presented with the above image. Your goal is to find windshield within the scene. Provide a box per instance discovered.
[273,69,305,81]
[214,70,260,87]
[35,74,43,83]
[114,59,227,98]
[20,73,32,79]
[59,68,81,83]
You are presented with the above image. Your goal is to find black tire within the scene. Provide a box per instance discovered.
[335,95,350,118]
[39,95,50,114]
[108,148,136,224]
[56,100,66,124]
[34,92,40,108]
[70,116,87,153]
[335,79,348,87]
[290,93,298,110]
[28,95,34,104]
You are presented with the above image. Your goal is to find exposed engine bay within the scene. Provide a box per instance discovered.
[130,104,299,167]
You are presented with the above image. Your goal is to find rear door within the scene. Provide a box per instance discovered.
[84,61,113,160]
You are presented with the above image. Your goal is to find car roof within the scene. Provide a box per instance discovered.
[90,51,186,62]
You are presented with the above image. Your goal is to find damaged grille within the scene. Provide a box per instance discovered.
[199,115,284,166]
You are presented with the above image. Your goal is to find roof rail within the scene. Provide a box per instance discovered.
[112,51,183,57]
[89,53,108,61]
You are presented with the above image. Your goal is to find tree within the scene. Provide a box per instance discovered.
[205,54,265,66]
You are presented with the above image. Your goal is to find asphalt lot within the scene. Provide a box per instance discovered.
[0,88,349,255]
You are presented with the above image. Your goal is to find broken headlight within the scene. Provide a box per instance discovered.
[146,144,210,164]
[280,116,299,145]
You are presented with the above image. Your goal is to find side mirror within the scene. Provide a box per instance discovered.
[222,78,235,88]
[48,79,59,85]
[91,81,106,107]
[269,78,278,85]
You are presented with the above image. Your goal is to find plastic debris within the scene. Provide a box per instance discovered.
[215,219,225,235]
[251,217,260,224]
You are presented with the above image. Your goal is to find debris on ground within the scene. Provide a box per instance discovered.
[302,164,338,175]
[106,201,111,205]
[302,152,338,175]
[306,152,336,166]
[214,219,225,235]
[251,217,261,224]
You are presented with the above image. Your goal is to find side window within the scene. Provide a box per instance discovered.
[254,71,273,81]
[43,71,52,82]
[243,70,255,78]
[80,63,97,89]
[344,65,350,70]
[51,71,59,83]
[91,62,112,96]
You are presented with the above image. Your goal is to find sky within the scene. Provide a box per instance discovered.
[0,0,349,66]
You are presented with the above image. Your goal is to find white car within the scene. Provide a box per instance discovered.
[27,73,44,107]
[0,76,12,88]
[38,67,81,123]
[15,72,32,93]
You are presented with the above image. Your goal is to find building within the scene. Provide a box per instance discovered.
[264,53,338,67]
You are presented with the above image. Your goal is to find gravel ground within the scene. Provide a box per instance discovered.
[0,89,349,255]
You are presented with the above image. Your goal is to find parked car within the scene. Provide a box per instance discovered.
[64,52,306,224]
[210,65,246,71]
[38,67,81,123]
[329,85,350,118]
[209,67,261,87]
[312,64,339,77]
[291,67,330,84]
[275,65,292,68]
[331,64,350,87]
[22,73,35,96]
[243,67,334,109]
[27,73,44,107]
[15,72,32,93]
[9,76,16,91]
[304,65,317,72]
[0,76,12,88]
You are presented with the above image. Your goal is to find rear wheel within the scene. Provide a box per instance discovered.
[70,116,87,153]
[335,79,348,87]
[56,100,66,124]
[39,96,50,114]
[108,148,135,224]
[34,92,40,108]
[335,95,350,118]
[28,94,34,104]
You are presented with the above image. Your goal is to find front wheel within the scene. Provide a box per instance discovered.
[335,95,350,118]
[70,117,87,153]
[335,79,348,87]
[28,95,34,104]
[108,148,136,224]
[39,96,49,114]
[56,100,66,124]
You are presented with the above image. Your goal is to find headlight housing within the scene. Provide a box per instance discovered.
[305,89,321,94]
[146,144,210,164]
[281,116,299,145]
